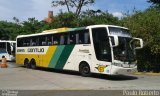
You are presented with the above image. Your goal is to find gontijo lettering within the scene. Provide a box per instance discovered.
[27,48,44,52]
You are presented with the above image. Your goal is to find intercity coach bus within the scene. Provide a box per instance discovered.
[16,25,143,76]
[0,40,16,61]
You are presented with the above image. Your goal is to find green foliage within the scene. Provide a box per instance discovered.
[0,21,21,40]
[121,8,160,72]
[121,8,160,54]
[53,12,78,27]
[148,0,160,8]
[21,18,45,34]
[80,10,119,26]
[47,10,119,28]
[0,6,160,72]
[0,10,119,40]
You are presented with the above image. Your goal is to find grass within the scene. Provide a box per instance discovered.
[134,72,160,76]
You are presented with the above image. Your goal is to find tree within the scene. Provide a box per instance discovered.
[121,8,160,72]
[22,18,44,34]
[0,21,22,40]
[13,17,20,24]
[79,10,119,26]
[148,0,160,8]
[52,0,95,17]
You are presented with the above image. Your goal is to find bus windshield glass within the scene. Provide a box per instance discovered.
[113,37,136,62]
[109,27,131,37]
[0,42,7,53]
[108,27,136,63]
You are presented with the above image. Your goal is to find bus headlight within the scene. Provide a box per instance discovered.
[112,63,123,67]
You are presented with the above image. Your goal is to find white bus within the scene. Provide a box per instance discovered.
[0,40,16,61]
[16,25,143,76]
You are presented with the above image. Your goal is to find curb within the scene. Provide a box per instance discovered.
[133,72,160,76]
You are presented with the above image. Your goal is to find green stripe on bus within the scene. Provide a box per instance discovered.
[48,45,65,68]
[55,45,75,69]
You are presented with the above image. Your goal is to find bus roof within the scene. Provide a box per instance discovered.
[0,40,16,43]
[17,25,128,38]
[86,25,128,30]
[17,27,86,38]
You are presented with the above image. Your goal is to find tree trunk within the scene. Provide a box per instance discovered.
[65,0,70,12]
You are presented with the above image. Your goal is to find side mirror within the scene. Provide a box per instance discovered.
[132,38,143,49]
[110,35,119,47]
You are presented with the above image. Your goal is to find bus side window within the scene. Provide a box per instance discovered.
[23,38,30,46]
[78,32,84,44]
[76,33,79,44]
[77,30,90,44]
[17,38,23,47]
[40,36,47,46]
[84,32,90,44]
[60,33,68,45]
[69,32,76,44]
[53,34,60,45]
[60,35,64,45]
[46,35,52,46]
[31,37,36,46]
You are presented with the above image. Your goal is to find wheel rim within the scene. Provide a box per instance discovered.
[82,66,89,74]
[31,61,36,69]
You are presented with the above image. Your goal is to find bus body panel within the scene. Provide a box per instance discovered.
[16,25,142,75]
[0,41,16,61]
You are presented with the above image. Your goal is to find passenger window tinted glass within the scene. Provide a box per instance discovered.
[77,29,90,44]
[69,32,76,44]
[17,38,23,47]
[23,38,30,46]
[53,34,60,45]
[0,42,7,53]
[40,36,46,46]
[60,33,68,45]
[30,37,37,46]
[46,35,52,46]
[84,32,90,44]
[78,32,84,44]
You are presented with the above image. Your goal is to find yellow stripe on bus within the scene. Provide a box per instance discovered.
[43,46,57,67]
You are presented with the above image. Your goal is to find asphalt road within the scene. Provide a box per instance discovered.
[0,62,160,91]
[1,62,160,96]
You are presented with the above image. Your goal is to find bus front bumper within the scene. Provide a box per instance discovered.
[110,65,137,75]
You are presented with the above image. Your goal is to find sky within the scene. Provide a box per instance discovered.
[0,0,151,22]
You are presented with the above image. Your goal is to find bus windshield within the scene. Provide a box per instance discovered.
[0,48,7,53]
[0,42,7,53]
[113,37,136,63]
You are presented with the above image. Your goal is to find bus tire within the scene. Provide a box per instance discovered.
[24,59,30,68]
[79,62,91,77]
[30,59,36,69]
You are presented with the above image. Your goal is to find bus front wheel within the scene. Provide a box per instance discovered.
[79,62,91,77]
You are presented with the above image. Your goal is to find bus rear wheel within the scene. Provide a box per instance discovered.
[79,62,91,77]
[30,59,36,69]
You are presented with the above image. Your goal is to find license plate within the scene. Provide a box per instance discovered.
[127,69,131,72]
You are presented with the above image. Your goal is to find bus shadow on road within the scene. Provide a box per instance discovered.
[91,74,138,81]
[28,66,138,81]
